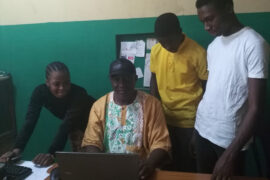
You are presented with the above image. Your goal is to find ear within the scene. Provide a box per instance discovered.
[109,75,113,81]
[225,3,234,14]
[46,79,49,87]
[135,75,138,81]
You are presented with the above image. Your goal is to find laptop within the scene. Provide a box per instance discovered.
[55,152,140,180]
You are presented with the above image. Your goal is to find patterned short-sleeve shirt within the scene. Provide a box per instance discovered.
[104,92,144,154]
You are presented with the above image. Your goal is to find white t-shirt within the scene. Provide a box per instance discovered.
[195,27,269,149]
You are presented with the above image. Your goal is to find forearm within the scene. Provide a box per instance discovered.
[14,115,40,151]
[139,148,169,179]
[224,78,266,159]
[211,79,266,180]
[14,125,35,151]
[211,108,260,180]
[50,106,86,154]
[15,97,42,150]
[146,148,169,168]
[81,145,102,153]
[225,108,258,159]
[150,73,160,99]
[48,120,69,154]
[15,88,43,150]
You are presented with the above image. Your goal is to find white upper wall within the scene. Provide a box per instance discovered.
[1,0,270,25]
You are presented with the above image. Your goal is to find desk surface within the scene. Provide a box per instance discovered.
[45,164,267,180]
[16,161,51,180]
[149,170,268,180]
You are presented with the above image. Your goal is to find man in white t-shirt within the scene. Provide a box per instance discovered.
[194,0,269,179]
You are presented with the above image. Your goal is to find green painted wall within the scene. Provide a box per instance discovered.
[0,13,269,172]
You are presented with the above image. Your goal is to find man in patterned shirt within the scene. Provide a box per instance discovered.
[82,58,171,180]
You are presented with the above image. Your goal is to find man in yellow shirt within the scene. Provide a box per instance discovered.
[82,58,171,179]
[150,13,208,172]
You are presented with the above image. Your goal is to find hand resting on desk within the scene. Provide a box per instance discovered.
[0,149,54,167]
[32,153,55,167]
[0,148,21,163]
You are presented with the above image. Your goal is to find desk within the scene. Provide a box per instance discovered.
[149,170,268,180]
[16,161,51,180]
[45,165,268,180]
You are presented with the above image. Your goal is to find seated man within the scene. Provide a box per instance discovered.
[81,58,171,180]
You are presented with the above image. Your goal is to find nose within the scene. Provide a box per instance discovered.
[58,84,65,90]
[204,22,210,31]
[118,78,126,86]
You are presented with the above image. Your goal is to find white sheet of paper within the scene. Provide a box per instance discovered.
[136,67,144,79]
[120,54,135,64]
[135,40,145,57]
[143,53,152,87]
[120,41,137,57]
[18,161,51,180]
[146,38,158,50]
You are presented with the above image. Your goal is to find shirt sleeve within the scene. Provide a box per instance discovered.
[14,86,43,151]
[143,96,171,153]
[48,87,96,153]
[62,89,94,131]
[247,40,269,79]
[81,96,106,151]
[195,48,208,80]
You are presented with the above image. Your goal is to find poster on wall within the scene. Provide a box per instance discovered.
[146,38,158,50]
[135,40,145,57]
[120,41,136,61]
[136,67,144,79]
[143,53,151,87]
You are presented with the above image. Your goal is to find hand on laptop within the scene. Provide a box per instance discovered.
[0,148,21,163]
[139,160,155,180]
[139,149,170,179]
[32,153,54,167]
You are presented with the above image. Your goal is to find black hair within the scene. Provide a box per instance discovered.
[195,0,233,11]
[109,58,136,76]
[154,13,182,37]
[45,61,70,79]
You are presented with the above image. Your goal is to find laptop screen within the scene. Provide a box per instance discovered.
[55,152,140,180]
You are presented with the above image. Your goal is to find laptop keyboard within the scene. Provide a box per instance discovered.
[3,164,32,180]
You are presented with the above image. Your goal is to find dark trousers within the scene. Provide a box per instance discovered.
[166,125,196,172]
[194,130,245,175]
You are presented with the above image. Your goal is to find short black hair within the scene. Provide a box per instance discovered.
[195,0,233,11]
[155,13,182,37]
[45,61,70,79]
[109,58,136,76]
